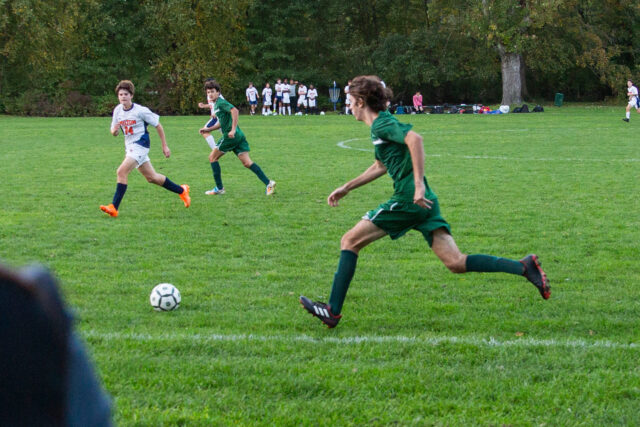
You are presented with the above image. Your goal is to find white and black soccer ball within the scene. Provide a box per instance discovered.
[149,283,181,311]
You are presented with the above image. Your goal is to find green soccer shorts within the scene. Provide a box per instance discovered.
[364,198,451,246]
[218,136,250,155]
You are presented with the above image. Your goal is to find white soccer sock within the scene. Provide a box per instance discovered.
[627,111,631,119]
[205,135,216,150]
[287,106,291,115]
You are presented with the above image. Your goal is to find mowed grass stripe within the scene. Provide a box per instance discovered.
[84,330,640,350]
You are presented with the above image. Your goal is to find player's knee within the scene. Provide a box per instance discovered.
[340,233,361,252]
[242,160,253,168]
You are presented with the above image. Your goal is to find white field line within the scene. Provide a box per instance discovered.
[337,138,640,162]
[82,330,639,350]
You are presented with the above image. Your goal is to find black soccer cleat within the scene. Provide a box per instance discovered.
[520,254,550,300]
[623,118,630,122]
[300,295,342,328]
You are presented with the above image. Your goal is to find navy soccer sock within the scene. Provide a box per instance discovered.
[112,183,127,209]
[162,177,183,194]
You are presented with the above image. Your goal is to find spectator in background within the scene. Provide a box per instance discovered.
[307,84,318,115]
[262,82,273,115]
[274,78,284,115]
[413,91,424,113]
[297,82,308,115]
[246,82,259,116]
[344,80,351,115]
[282,78,292,115]
[289,79,298,113]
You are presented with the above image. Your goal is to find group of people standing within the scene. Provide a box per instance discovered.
[245,79,319,116]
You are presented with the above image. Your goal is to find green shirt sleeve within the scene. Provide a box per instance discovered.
[372,115,413,144]
[217,98,234,113]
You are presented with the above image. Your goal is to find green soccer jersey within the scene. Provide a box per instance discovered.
[371,110,436,202]
[213,97,245,142]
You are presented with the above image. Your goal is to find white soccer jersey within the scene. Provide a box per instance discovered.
[282,84,291,103]
[307,88,317,99]
[262,87,272,104]
[275,83,283,97]
[246,87,259,102]
[628,85,638,105]
[111,103,159,148]
[344,85,350,105]
[298,85,307,98]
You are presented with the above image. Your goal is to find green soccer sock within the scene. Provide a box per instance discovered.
[465,254,524,275]
[249,163,270,185]
[328,250,358,315]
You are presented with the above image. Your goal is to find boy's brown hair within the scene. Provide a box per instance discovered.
[115,80,135,96]
[204,79,221,92]
[348,75,393,112]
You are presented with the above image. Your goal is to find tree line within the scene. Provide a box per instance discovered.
[1,0,638,116]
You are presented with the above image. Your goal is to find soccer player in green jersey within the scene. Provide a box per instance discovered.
[200,80,275,196]
[300,75,550,328]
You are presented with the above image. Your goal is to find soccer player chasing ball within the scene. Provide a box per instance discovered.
[300,75,550,328]
[100,80,190,217]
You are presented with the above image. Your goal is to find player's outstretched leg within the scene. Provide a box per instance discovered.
[520,254,550,299]
[100,182,127,217]
[206,161,225,195]
[299,296,342,328]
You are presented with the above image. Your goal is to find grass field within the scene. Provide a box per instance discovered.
[1,106,639,425]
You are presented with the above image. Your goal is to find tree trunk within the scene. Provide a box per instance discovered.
[498,46,524,105]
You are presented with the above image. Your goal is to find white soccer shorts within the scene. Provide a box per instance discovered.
[125,143,150,167]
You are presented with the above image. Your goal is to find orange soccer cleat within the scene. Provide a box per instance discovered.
[179,184,191,208]
[100,203,118,217]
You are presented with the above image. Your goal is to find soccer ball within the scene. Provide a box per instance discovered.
[149,283,181,311]
[320,111,325,115]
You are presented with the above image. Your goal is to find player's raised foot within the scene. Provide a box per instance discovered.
[205,186,225,195]
[623,118,630,122]
[299,295,341,328]
[266,180,276,195]
[99,203,118,218]
[179,185,191,208]
[520,254,550,300]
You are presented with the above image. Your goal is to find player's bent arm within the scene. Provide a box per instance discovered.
[202,121,221,133]
[405,131,433,209]
[155,123,171,157]
[405,131,425,186]
[328,161,386,207]
[344,160,387,192]
[230,108,239,133]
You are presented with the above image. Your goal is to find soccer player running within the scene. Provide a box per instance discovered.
[623,79,640,122]
[300,75,550,328]
[201,80,275,196]
[100,80,190,218]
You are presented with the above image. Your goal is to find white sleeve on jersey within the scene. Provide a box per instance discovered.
[111,106,120,130]
[138,106,160,127]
